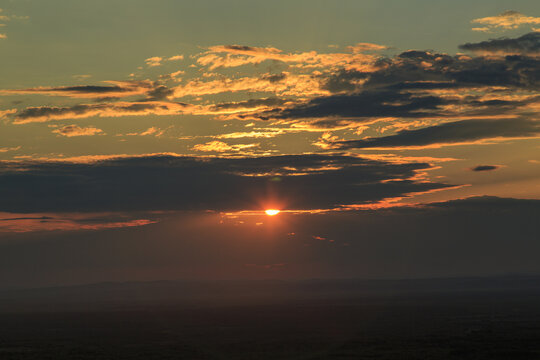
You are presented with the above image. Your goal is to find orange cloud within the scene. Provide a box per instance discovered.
[51,124,103,137]
[0,108,16,119]
[347,42,389,53]
[0,146,21,153]
[215,129,286,139]
[191,141,259,153]
[123,127,166,137]
[145,56,163,67]
[172,73,328,98]
[197,44,381,71]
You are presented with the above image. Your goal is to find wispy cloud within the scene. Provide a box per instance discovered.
[471,11,540,32]
[0,212,157,233]
[0,8,28,40]
[197,44,381,71]
[145,56,163,67]
[0,81,155,99]
[51,124,103,137]
[0,146,21,153]
[191,141,259,153]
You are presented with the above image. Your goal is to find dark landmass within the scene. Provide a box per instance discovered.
[1,276,540,359]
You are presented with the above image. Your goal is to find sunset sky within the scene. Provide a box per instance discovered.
[0,0,539,288]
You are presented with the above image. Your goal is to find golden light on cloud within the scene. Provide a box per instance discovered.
[265,209,280,216]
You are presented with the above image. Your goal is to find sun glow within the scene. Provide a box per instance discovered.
[265,209,280,216]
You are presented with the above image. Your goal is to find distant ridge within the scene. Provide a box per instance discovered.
[1,274,540,313]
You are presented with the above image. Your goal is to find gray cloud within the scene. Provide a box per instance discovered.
[470,165,500,172]
[254,91,451,121]
[459,32,540,56]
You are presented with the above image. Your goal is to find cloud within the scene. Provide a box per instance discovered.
[197,44,380,71]
[0,154,451,213]
[5,36,539,134]
[0,8,28,39]
[4,36,538,150]
[140,127,164,136]
[172,73,328,98]
[144,55,184,68]
[209,97,288,112]
[158,70,184,82]
[242,49,540,124]
[0,212,157,233]
[471,11,540,32]
[258,91,449,121]
[51,125,103,137]
[12,101,195,124]
[323,49,540,93]
[121,127,166,137]
[145,56,163,67]
[459,32,540,56]
[191,141,259,153]
[0,108,16,119]
[215,129,286,139]
[0,146,20,153]
[347,43,389,53]
[144,85,175,100]
[470,165,500,172]
[330,118,540,149]
[0,81,154,99]
[167,55,184,61]
[73,74,92,80]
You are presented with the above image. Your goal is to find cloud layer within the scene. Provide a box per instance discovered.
[0,155,450,213]
[330,118,540,149]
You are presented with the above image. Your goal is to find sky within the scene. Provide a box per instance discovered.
[0,0,539,288]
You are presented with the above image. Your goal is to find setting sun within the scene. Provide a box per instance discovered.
[265,209,280,216]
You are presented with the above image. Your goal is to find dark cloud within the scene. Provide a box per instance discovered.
[470,165,500,172]
[40,85,131,94]
[319,50,540,95]
[144,85,175,101]
[13,101,192,124]
[428,195,540,209]
[249,49,539,124]
[224,45,260,52]
[0,81,154,99]
[257,91,450,121]
[459,32,540,56]
[0,155,450,213]
[16,104,102,120]
[260,72,288,83]
[0,216,54,221]
[333,118,540,149]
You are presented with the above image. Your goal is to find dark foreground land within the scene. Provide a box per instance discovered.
[1,276,540,359]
